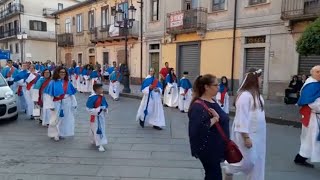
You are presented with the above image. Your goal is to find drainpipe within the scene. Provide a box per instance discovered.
[231,0,238,96]
[139,0,143,84]
[55,15,58,64]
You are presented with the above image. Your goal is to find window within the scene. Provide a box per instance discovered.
[15,43,19,53]
[88,10,95,31]
[9,44,12,53]
[29,20,47,31]
[101,6,109,29]
[248,0,267,6]
[76,14,82,33]
[212,0,226,11]
[58,3,63,10]
[184,0,198,10]
[65,18,71,33]
[78,53,82,64]
[118,2,128,18]
[151,0,159,21]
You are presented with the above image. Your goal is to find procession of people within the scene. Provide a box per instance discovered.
[2,58,320,180]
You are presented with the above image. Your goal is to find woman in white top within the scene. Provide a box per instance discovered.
[224,68,266,180]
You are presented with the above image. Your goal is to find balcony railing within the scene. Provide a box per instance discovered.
[57,33,73,47]
[0,3,24,21]
[281,0,320,21]
[91,21,139,43]
[43,8,57,18]
[166,7,207,35]
[0,28,20,39]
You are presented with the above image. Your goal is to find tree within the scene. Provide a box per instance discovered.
[296,18,320,56]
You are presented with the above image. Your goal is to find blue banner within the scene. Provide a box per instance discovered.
[0,49,10,60]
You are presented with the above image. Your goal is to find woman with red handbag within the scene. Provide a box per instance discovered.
[188,74,230,180]
[224,68,266,180]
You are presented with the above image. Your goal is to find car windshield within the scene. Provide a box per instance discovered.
[0,74,8,87]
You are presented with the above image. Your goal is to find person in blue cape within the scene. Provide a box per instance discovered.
[294,65,320,168]
[2,59,19,90]
[109,67,122,101]
[86,83,108,152]
[163,68,179,108]
[136,68,165,130]
[32,69,52,127]
[81,64,92,93]
[43,66,77,141]
[74,62,83,91]
[178,71,193,113]
[216,76,230,114]
[90,65,102,93]
[14,62,29,113]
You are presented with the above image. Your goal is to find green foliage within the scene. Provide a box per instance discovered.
[296,18,320,56]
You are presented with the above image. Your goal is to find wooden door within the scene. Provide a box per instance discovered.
[65,53,72,67]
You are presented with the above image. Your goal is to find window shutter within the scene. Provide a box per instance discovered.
[29,20,34,30]
[42,22,47,31]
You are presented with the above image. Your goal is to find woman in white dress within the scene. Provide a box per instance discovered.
[224,68,266,180]
[163,68,179,107]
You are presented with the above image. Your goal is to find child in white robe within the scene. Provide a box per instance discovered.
[86,84,108,152]
[163,68,179,107]
[178,71,192,113]
[109,67,121,101]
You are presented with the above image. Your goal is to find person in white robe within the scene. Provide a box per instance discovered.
[294,65,320,168]
[136,68,165,130]
[90,65,102,93]
[86,84,108,152]
[1,59,19,92]
[25,65,40,120]
[216,76,230,114]
[224,68,266,180]
[178,71,192,113]
[163,68,179,108]
[43,67,77,141]
[81,64,92,93]
[109,67,121,101]
[74,63,83,91]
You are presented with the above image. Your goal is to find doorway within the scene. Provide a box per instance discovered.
[150,52,159,78]
[65,53,72,67]
[89,56,95,65]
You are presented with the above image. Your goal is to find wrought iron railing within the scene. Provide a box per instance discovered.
[281,0,320,20]
[57,33,73,47]
[166,7,207,35]
[0,3,24,21]
[0,28,20,39]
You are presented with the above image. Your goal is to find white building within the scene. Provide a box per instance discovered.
[0,0,83,63]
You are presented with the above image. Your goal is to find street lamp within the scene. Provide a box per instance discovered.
[113,0,137,93]
[17,31,27,62]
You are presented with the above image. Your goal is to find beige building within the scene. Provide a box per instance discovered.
[0,0,82,63]
[142,0,320,101]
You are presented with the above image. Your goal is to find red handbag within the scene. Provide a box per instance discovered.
[195,100,243,163]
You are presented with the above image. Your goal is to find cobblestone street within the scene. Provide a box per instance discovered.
[0,93,319,180]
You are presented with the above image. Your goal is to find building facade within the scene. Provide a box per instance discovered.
[0,0,82,63]
[143,0,320,100]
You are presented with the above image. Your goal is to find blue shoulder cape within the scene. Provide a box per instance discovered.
[86,95,108,108]
[2,66,19,78]
[141,76,162,91]
[179,78,192,89]
[297,81,320,106]
[44,79,77,97]
[107,67,114,75]
[90,70,99,78]
[14,70,29,82]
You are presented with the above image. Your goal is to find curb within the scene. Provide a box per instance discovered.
[104,90,302,128]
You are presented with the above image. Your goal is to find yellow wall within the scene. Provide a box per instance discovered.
[161,30,241,80]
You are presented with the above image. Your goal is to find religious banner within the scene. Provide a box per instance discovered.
[169,12,184,28]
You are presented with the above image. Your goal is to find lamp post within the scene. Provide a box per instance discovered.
[17,31,27,62]
[113,0,136,93]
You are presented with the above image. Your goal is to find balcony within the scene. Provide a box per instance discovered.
[281,0,320,21]
[57,33,73,47]
[166,7,207,35]
[0,3,24,22]
[90,21,139,43]
[0,28,20,40]
[43,8,57,18]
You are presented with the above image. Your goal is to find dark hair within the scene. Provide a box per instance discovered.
[41,69,52,77]
[165,62,169,65]
[236,68,263,110]
[93,83,103,92]
[190,74,217,106]
[52,66,69,81]
[220,76,228,88]
[168,68,176,83]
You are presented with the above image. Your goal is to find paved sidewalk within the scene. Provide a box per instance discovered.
[103,83,301,127]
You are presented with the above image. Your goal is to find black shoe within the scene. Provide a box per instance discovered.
[294,154,314,168]
[153,126,162,130]
[139,119,145,128]
[30,116,34,120]
[180,110,185,113]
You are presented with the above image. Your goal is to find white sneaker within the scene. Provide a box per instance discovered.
[222,166,233,180]
[54,136,59,141]
[98,146,105,152]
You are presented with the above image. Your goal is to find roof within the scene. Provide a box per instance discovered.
[52,0,96,15]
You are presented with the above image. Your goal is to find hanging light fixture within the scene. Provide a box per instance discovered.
[128,1,136,22]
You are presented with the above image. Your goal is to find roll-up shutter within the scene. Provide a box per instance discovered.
[245,48,265,92]
[178,43,200,84]
[299,55,320,76]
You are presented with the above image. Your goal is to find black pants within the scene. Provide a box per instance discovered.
[285,88,298,98]
[198,154,222,180]
[162,80,166,95]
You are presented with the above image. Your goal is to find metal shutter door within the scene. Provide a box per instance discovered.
[245,48,265,92]
[299,55,320,76]
[179,44,200,84]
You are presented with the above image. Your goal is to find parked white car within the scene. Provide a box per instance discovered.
[0,73,18,120]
